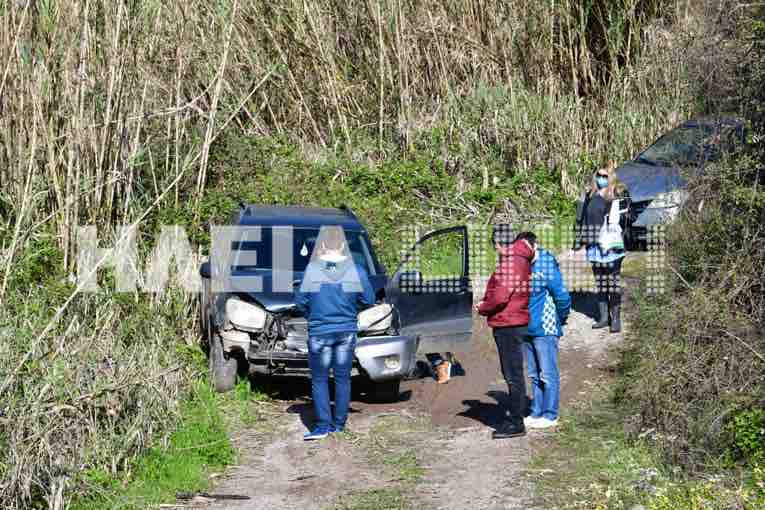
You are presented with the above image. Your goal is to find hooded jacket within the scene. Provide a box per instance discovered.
[528,248,571,338]
[294,252,376,336]
[477,240,534,328]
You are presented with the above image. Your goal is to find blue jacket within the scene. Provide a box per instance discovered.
[294,255,376,337]
[528,249,571,338]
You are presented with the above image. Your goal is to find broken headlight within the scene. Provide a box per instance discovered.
[357,303,393,334]
[226,297,267,331]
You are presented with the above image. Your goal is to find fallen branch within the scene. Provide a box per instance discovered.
[723,330,765,364]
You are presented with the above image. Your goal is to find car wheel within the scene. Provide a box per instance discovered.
[369,380,400,403]
[209,332,238,393]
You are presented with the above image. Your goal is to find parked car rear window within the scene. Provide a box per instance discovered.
[230,227,376,275]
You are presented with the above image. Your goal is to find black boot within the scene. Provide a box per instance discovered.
[609,293,621,333]
[492,421,526,439]
[592,295,609,329]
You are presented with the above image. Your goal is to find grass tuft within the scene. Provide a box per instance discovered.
[70,380,236,510]
[329,488,408,510]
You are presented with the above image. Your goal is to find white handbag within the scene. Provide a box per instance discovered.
[598,199,626,252]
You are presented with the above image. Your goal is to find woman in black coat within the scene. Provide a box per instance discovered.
[574,161,627,333]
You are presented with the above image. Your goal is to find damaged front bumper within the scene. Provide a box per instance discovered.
[354,334,418,381]
[221,329,419,382]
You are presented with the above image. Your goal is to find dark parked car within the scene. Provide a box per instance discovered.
[578,117,745,248]
[199,205,473,401]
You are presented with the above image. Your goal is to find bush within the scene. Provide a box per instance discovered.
[616,2,765,473]
[729,409,765,466]
[0,268,196,508]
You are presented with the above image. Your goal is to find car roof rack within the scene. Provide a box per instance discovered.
[339,204,358,219]
[235,201,247,221]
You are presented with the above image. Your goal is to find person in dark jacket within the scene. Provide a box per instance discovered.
[295,227,376,440]
[477,226,535,439]
[574,161,627,333]
[516,232,571,429]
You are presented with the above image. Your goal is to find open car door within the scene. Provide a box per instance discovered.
[386,226,472,353]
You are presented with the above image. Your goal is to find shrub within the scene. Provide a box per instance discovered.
[0,270,196,508]
[616,2,765,472]
[729,409,765,466]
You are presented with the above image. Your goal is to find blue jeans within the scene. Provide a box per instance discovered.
[308,332,357,431]
[524,336,560,421]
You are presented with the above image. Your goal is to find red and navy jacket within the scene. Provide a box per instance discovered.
[477,240,534,328]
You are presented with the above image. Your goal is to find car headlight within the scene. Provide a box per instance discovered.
[357,303,393,334]
[226,297,267,331]
[647,190,689,209]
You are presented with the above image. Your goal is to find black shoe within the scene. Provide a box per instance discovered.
[592,300,609,329]
[492,422,526,439]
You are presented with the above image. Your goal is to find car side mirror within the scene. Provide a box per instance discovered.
[199,261,211,279]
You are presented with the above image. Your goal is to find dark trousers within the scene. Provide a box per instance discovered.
[493,326,528,427]
[591,258,623,305]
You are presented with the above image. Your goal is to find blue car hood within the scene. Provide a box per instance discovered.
[616,161,687,203]
[228,271,387,313]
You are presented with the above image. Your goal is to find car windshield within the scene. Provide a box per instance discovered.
[230,227,376,276]
[636,124,716,167]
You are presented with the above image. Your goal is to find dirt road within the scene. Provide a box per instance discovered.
[202,283,625,510]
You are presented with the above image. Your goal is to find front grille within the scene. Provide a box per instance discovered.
[285,317,308,339]
[284,317,308,352]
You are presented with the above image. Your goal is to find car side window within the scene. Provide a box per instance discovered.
[348,235,375,275]
[398,228,466,293]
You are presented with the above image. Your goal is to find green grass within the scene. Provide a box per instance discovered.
[70,377,271,510]
[529,391,660,510]
[530,386,765,510]
[362,415,430,484]
[328,488,408,510]
[328,415,432,510]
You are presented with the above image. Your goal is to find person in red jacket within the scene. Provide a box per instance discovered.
[477,226,535,439]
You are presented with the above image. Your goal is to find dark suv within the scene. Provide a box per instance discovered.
[199,205,472,402]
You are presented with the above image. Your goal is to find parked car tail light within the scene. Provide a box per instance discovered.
[358,303,393,334]
[226,297,267,331]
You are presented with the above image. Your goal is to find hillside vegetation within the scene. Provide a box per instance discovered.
[614,4,765,506]
[0,0,740,508]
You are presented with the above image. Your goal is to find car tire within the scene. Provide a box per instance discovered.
[209,332,238,393]
[369,380,400,403]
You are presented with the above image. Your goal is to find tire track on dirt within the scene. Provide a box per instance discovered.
[206,411,395,510]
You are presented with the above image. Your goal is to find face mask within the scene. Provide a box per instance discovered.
[596,176,609,189]
[320,248,346,263]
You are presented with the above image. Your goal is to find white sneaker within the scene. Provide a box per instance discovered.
[524,416,542,427]
[529,418,559,429]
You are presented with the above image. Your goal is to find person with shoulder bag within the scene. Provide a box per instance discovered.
[573,161,628,333]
